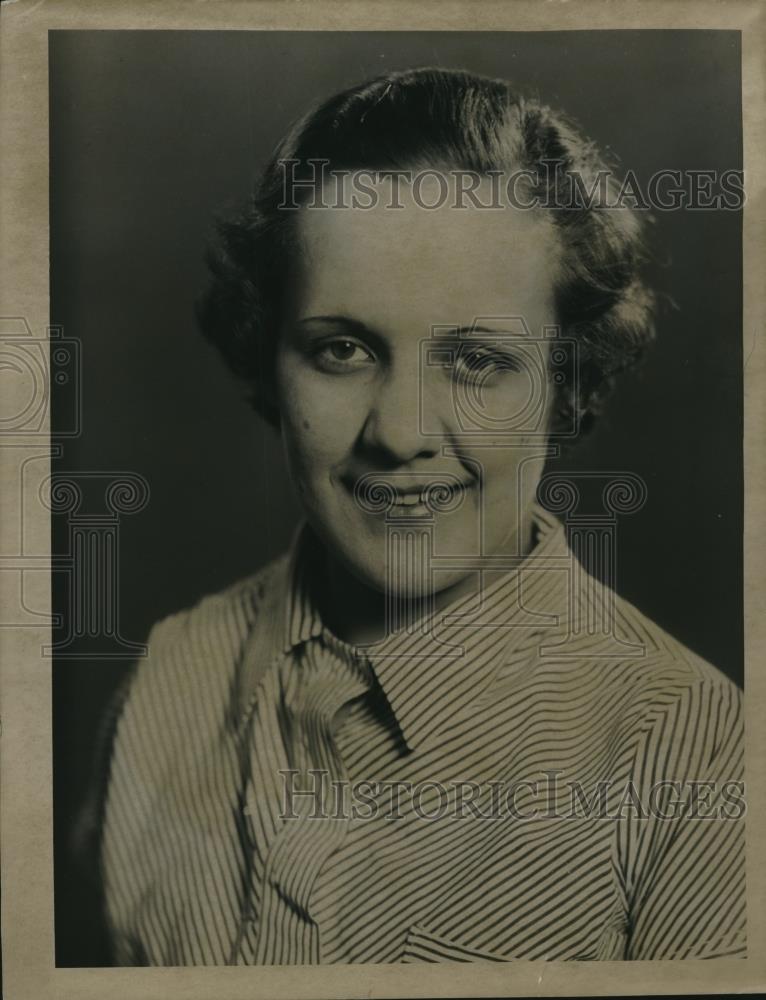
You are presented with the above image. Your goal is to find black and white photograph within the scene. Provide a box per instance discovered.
[1,3,765,998]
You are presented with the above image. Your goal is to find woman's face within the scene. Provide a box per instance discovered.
[274,175,560,599]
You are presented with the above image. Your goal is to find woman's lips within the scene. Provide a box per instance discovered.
[344,475,474,517]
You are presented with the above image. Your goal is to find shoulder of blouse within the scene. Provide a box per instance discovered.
[90,552,293,939]
[592,586,745,791]
[99,552,292,829]
[124,550,291,726]
[609,584,742,697]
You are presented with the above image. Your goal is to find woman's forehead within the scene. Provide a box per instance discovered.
[290,178,560,329]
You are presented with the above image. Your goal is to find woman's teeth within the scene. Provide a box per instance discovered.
[395,491,427,506]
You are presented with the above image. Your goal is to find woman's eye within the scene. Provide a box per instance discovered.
[313,339,375,371]
[452,346,523,382]
[329,341,362,361]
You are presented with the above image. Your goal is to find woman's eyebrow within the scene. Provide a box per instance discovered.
[453,324,530,337]
[432,325,531,342]
[297,315,372,337]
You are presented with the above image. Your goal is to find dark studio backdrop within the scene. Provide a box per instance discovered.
[50,30,743,966]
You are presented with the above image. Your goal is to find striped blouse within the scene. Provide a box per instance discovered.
[99,504,746,964]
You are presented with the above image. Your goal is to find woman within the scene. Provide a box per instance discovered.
[97,67,745,964]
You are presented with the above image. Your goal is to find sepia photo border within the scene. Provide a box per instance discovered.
[1,1,764,997]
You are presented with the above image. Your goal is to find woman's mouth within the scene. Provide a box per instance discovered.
[347,474,473,518]
[390,485,450,516]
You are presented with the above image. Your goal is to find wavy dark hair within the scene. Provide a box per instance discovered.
[196,66,656,437]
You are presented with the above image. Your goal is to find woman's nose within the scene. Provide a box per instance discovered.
[360,362,440,463]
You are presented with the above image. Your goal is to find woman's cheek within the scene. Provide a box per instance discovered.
[280,376,359,482]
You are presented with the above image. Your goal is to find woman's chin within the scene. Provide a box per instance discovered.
[338,551,475,607]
